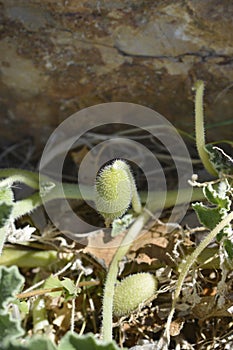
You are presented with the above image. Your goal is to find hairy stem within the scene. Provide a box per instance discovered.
[121,161,142,214]
[102,212,149,341]
[0,248,58,267]
[0,168,40,189]
[0,168,204,260]
[193,81,217,176]
[160,210,233,349]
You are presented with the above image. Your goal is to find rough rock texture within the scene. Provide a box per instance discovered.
[0,0,232,152]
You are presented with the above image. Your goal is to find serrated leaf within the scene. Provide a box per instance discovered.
[43,275,63,297]
[23,337,57,350]
[0,266,25,346]
[0,266,25,314]
[192,203,222,230]
[204,185,230,209]
[1,342,26,350]
[206,144,233,174]
[111,214,134,237]
[2,336,57,350]
[0,313,24,346]
[224,239,233,260]
[58,332,125,350]
[13,299,29,314]
[61,278,77,296]
[0,203,13,228]
[0,186,14,204]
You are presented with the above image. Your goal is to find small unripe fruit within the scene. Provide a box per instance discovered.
[113,273,157,317]
[95,160,132,226]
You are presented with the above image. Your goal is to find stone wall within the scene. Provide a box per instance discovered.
[0,0,232,152]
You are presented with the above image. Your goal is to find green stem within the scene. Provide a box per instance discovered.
[123,163,142,214]
[193,81,217,177]
[11,185,205,222]
[0,247,58,267]
[0,168,40,189]
[12,192,42,219]
[102,211,149,341]
[101,186,204,342]
[162,210,233,348]
[0,167,205,227]
[0,168,205,260]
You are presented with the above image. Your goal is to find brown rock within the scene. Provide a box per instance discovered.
[0,0,232,153]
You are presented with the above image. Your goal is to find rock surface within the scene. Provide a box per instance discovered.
[0,0,232,152]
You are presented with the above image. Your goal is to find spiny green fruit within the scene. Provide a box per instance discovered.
[95,160,133,227]
[113,273,157,317]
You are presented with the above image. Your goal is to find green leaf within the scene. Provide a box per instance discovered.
[204,185,230,209]
[43,275,78,299]
[0,266,25,314]
[0,203,13,228]
[2,333,124,350]
[58,332,125,350]
[192,203,222,230]
[111,214,134,237]
[2,337,57,350]
[0,313,24,346]
[61,278,77,297]
[223,239,233,260]
[1,342,26,350]
[204,185,230,208]
[0,266,25,346]
[13,299,29,314]
[23,337,56,350]
[43,275,63,297]
[206,144,233,175]
[0,186,14,205]
[0,187,14,244]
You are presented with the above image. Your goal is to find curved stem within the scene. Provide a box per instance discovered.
[161,210,233,349]
[193,81,217,177]
[102,211,149,341]
[0,168,205,208]
[0,168,40,189]
[0,167,205,260]
[123,163,142,214]
[0,167,204,247]
[0,248,58,268]
[12,192,43,219]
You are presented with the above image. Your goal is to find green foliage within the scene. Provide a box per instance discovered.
[0,266,24,312]
[206,144,233,175]
[0,202,12,228]
[0,186,14,229]
[58,332,125,350]
[0,314,24,346]
[0,186,14,205]
[43,275,78,299]
[192,203,222,231]
[0,267,124,350]
[111,214,134,237]
[2,333,124,350]
[193,179,233,258]
[0,81,232,349]
[2,337,57,350]
[0,266,25,346]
